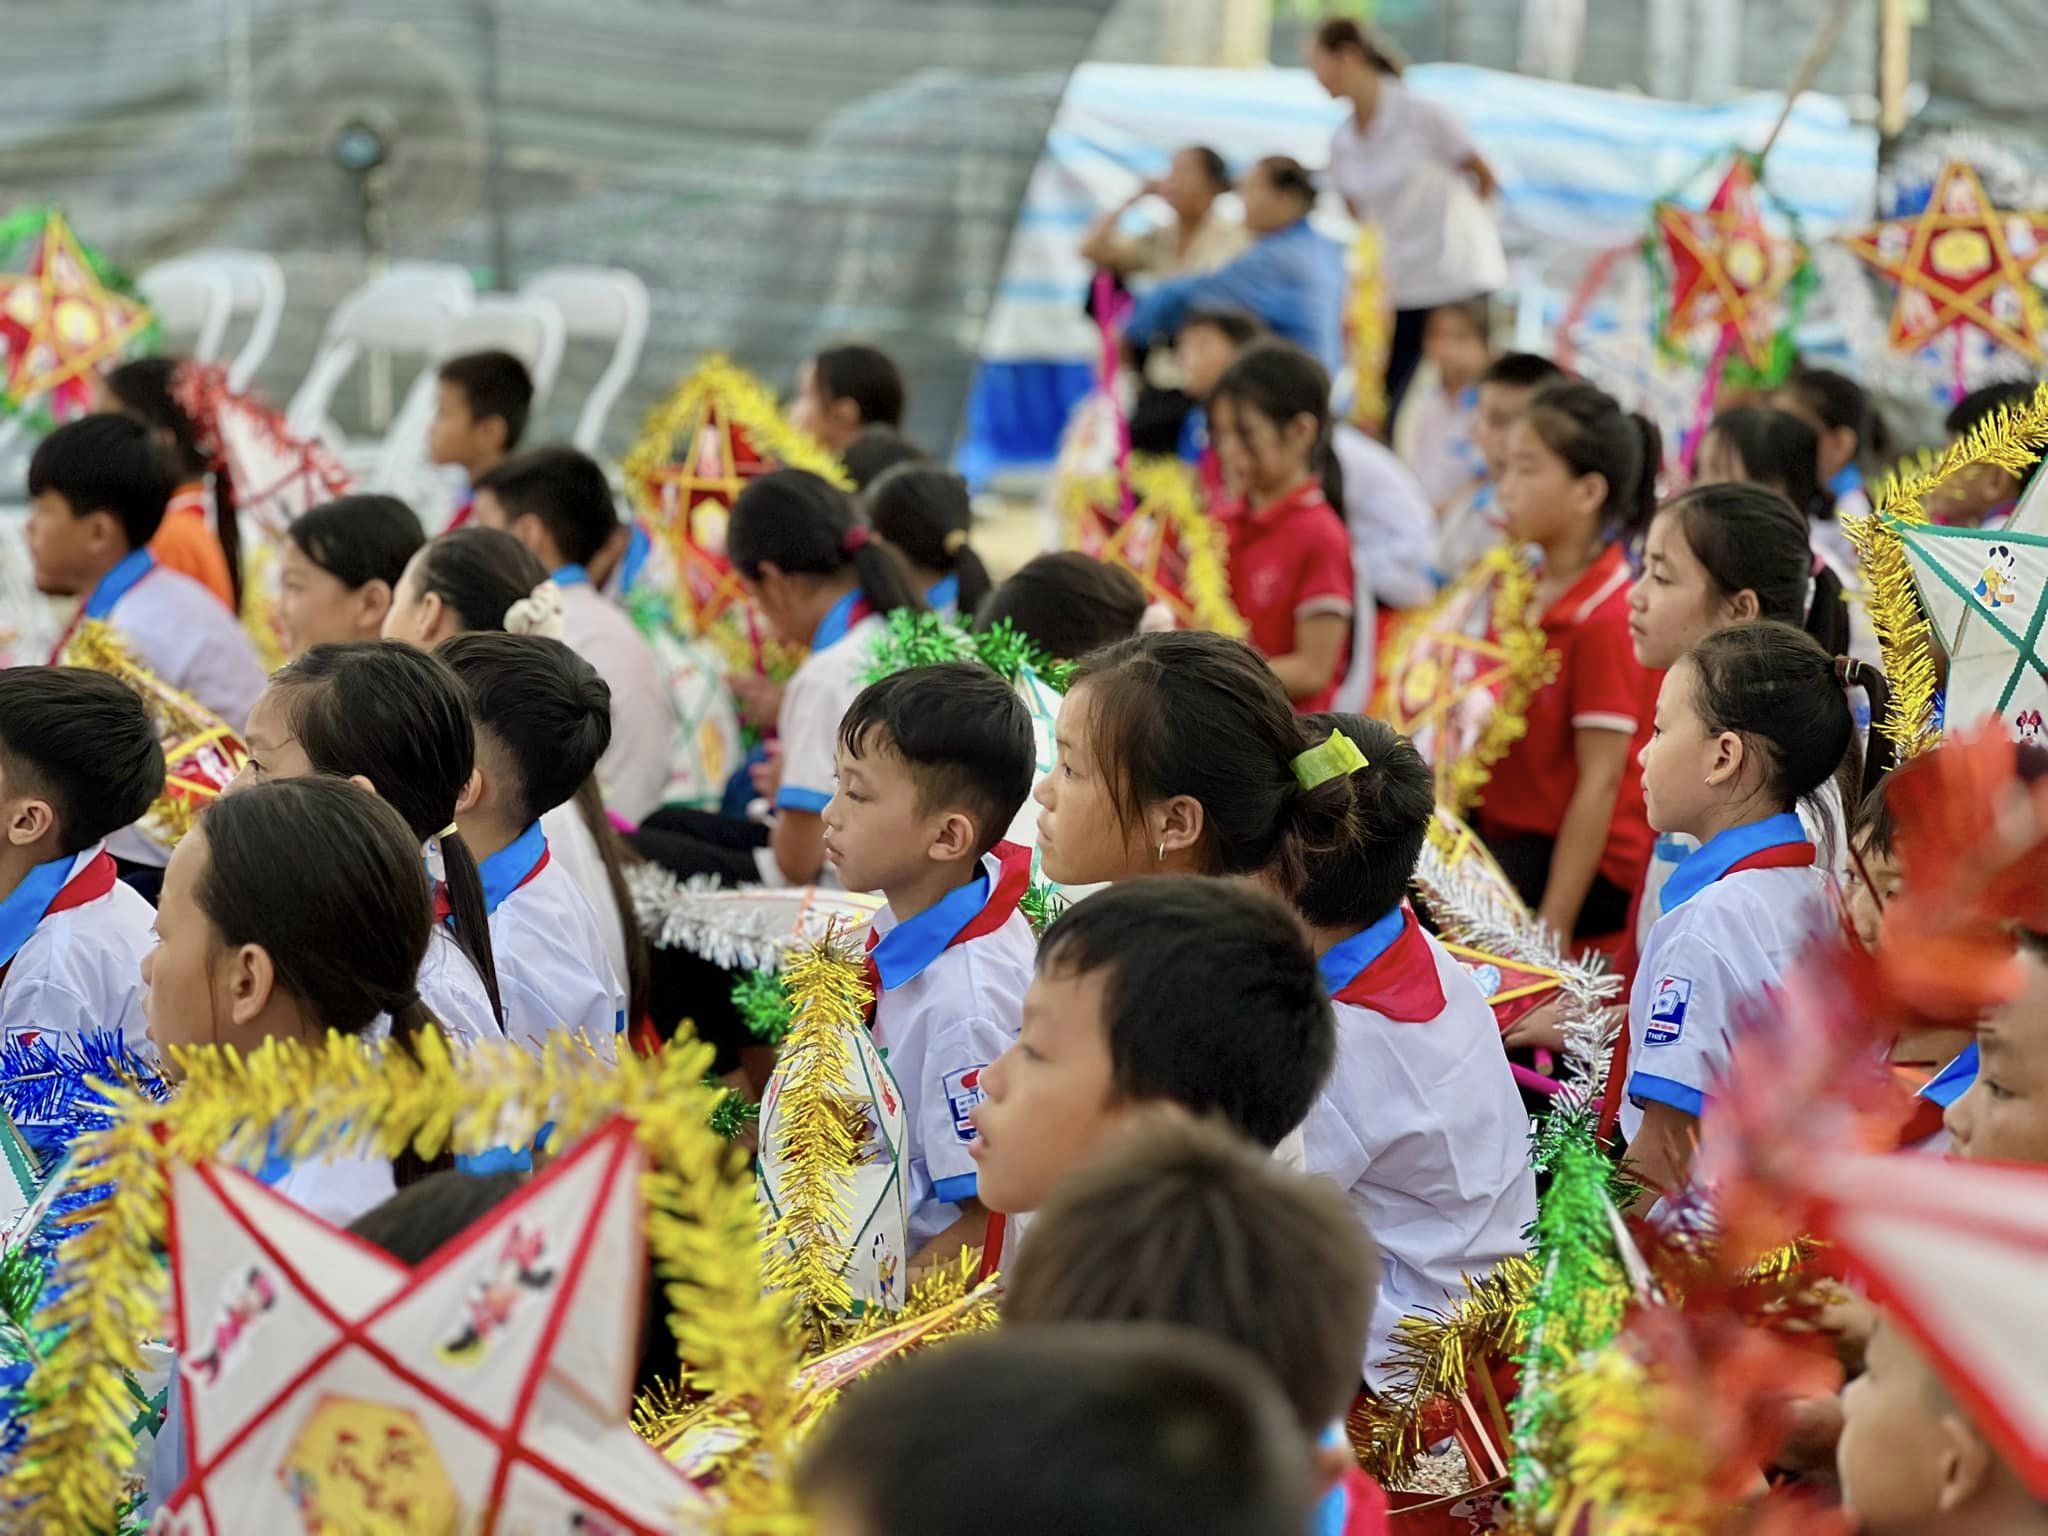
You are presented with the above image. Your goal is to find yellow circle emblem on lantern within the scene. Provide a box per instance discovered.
[1724,237,1768,289]
[1399,653,1442,715]
[52,297,104,349]
[279,1395,461,1535]
[1931,229,1994,281]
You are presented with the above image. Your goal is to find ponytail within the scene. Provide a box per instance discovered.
[1838,656,1895,802]
[1523,380,1663,550]
[571,775,651,1026]
[103,356,244,609]
[728,469,926,617]
[864,464,993,614]
[1804,563,1852,658]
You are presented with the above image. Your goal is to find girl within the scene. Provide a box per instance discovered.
[640,469,924,887]
[101,357,239,612]
[1480,378,1662,944]
[381,526,647,1028]
[976,552,1149,662]
[142,776,430,1223]
[863,463,991,617]
[1624,620,1853,1203]
[1033,629,1355,894]
[1209,342,1356,712]
[236,641,504,1047]
[1773,364,1892,525]
[278,495,426,655]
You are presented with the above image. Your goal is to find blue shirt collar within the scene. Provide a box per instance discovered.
[477,821,548,914]
[1920,1041,1979,1107]
[84,548,156,620]
[1660,812,1810,914]
[926,573,959,612]
[871,861,994,992]
[0,854,82,969]
[812,588,865,651]
[1829,462,1864,497]
[551,563,588,588]
[1317,905,1407,996]
[619,523,652,593]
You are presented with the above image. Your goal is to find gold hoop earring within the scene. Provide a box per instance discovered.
[1156,839,1167,865]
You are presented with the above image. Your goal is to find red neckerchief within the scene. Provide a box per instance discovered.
[446,495,476,530]
[862,842,1031,1021]
[0,852,118,992]
[1596,839,1817,1141]
[433,845,550,923]
[1331,907,1446,1024]
[1336,1467,1392,1536]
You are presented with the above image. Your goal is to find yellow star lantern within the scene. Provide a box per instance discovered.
[0,208,151,425]
[1844,159,2048,363]
[1654,155,1807,373]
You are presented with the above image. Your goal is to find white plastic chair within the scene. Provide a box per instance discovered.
[520,265,650,452]
[191,250,287,390]
[285,261,476,454]
[136,260,235,367]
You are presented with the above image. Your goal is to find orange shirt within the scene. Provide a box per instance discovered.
[150,482,234,611]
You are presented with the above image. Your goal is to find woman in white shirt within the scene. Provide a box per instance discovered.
[1310,18,1507,416]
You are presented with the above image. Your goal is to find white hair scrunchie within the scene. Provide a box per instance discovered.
[503,580,568,640]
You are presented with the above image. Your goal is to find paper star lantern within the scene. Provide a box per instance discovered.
[154,1118,707,1534]
[171,363,353,547]
[1653,155,1807,375]
[0,208,152,427]
[1059,455,1245,637]
[1843,159,2048,364]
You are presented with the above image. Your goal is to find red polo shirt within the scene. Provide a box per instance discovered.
[1478,543,1659,894]
[1224,479,1355,713]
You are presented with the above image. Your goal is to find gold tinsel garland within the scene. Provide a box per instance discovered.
[237,538,289,675]
[1846,382,2048,759]
[1346,223,1392,435]
[2,1030,801,1534]
[1058,454,1247,638]
[1549,1350,1715,1536]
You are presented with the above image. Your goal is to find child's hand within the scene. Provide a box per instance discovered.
[729,671,785,730]
[1501,1000,1567,1053]
[749,744,785,801]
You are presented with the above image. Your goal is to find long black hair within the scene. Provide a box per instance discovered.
[864,464,992,614]
[728,469,926,617]
[267,642,504,1030]
[1705,406,1831,522]
[1209,341,1344,514]
[1659,482,1848,656]
[1522,379,1663,549]
[288,495,427,593]
[1781,364,1893,470]
[975,552,1148,661]
[103,357,243,607]
[405,528,550,634]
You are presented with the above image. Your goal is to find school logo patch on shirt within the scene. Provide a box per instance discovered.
[1647,976,1692,1045]
[944,1065,987,1144]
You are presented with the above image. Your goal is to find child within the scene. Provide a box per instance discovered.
[437,632,627,1059]
[1478,377,1662,944]
[788,343,906,457]
[976,551,1149,662]
[863,463,992,618]
[1942,932,2048,1166]
[142,776,431,1223]
[236,641,504,1047]
[1928,380,2042,528]
[968,877,1335,1220]
[1773,363,1893,525]
[1005,1115,1391,1534]
[278,494,426,656]
[800,1327,1315,1536]
[471,446,677,821]
[101,357,237,610]
[0,668,163,1049]
[27,413,266,731]
[1844,776,1904,953]
[429,349,533,526]
[639,469,923,887]
[1172,307,1265,500]
[1623,621,1854,1202]
[1294,713,1537,1385]
[841,424,928,491]
[1034,630,1357,892]
[1396,295,1492,511]
[825,663,1036,1260]
[1208,342,1356,710]
[1435,351,1566,583]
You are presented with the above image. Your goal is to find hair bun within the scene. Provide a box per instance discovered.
[503,580,567,639]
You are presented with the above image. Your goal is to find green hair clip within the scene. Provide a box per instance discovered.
[1291,730,1369,790]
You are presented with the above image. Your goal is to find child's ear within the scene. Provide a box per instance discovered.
[507,513,550,561]
[226,943,277,1028]
[927,810,979,863]
[4,796,55,849]
[346,773,378,798]
[1155,794,1205,858]
[1933,1411,1996,1512]
[357,578,394,631]
[1727,588,1761,623]
[456,767,485,816]
[85,508,126,553]
[1573,470,1611,522]
[479,414,509,455]
[1705,729,1747,788]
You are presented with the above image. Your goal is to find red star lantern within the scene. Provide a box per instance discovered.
[0,210,150,424]
[153,1119,706,1534]
[1654,155,1806,373]
[1843,159,2048,363]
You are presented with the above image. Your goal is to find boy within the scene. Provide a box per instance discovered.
[27,413,266,732]
[968,878,1336,1220]
[1397,295,1493,511]
[438,632,626,1060]
[430,349,534,526]
[1007,1115,1390,1534]
[1434,351,1565,582]
[788,344,906,457]
[1295,714,1535,1388]
[824,663,1036,1264]
[800,1326,1315,1536]
[472,447,678,821]
[0,668,164,1049]
[1928,381,2042,528]
[1943,932,2048,1166]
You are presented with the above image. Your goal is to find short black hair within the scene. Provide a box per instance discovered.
[1037,878,1334,1148]
[0,668,164,852]
[438,350,534,449]
[1177,307,1265,348]
[1183,144,1231,191]
[287,494,426,591]
[842,425,929,491]
[27,413,178,549]
[799,1324,1314,1536]
[1854,773,1896,860]
[1481,351,1566,391]
[974,552,1147,661]
[473,446,618,568]
[811,344,906,430]
[1947,380,2038,438]
[838,663,1034,858]
[348,1169,526,1264]
[1294,714,1433,930]
[438,633,612,826]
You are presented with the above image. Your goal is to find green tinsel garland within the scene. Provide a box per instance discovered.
[861,610,1074,693]
[1019,882,1068,938]
[733,969,794,1044]
[707,1082,762,1141]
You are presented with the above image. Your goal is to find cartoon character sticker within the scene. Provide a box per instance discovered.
[438,1224,558,1366]
[2016,708,2045,745]
[872,1231,899,1311]
[1976,544,2020,609]
[187,1266,277,1388]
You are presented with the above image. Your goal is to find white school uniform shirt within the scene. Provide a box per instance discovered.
[866,846,1035,1250]
[478,820,624,1060]
[367,927,503,1049]
[266,1152,395,1229]
[754,593,887,889]
[0,842,156,1052]
[1396,381,1485,512]
[555,566,679,822]
[1300,905,1536,1389]
[1332,423,1440,612]
[1633,787,1848,957]
[541,801,633,1001]
[1623,813,1835,1139]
